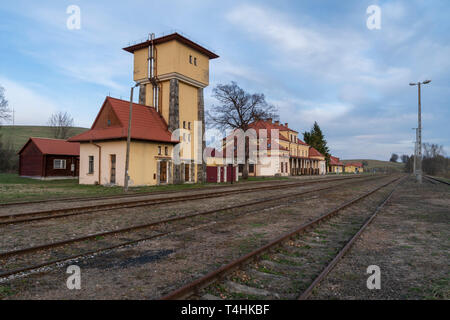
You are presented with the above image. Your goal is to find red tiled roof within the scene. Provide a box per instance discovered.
[19,137,80,156]
[68,97,175,144]
[309,147,324,157]
[345,162,363,167]
[329,155,344,166]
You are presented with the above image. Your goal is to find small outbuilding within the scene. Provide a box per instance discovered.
[18,137,80,179]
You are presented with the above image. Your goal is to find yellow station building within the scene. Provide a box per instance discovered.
[344,162,364,173]
[69,33,218,186]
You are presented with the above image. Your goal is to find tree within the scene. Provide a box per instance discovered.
[422,143,448,176]
[0,85,11,124]
[389,153,399,162]
[207,82,278,179]
[48,111,74,139]
[303,121,330,163]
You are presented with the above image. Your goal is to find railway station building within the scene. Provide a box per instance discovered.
[344,162,364,173]
[219,119,326,177]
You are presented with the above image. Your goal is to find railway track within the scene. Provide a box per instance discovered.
[0,175,361,208]
[424,175,450,186]
[160,175,404,300]
[0,174,374,226]
[0,174,390,281]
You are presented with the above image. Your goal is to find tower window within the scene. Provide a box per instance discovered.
[183,121,186,129]
[194,57,197,66]
[188,122,191,130]
[189,55,192,64]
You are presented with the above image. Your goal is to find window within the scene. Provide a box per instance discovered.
[189,55,192,64]
[158,146,162,155]
[183,121,186,129]
[188,122,191,130]
[88,156,94,174]
[165,146,168,156]
[194,57,197,66]
[107,119,111,126]
[54,159,66,169]
[249,164,254,173]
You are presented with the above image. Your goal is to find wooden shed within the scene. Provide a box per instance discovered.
[18,137,80,179]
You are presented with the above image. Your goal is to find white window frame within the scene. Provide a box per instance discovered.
[54,159,67,170]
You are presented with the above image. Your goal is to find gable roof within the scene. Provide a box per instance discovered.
[123,32,219,59]
[68,97,175,144]
[345,162,363,167]
[18,137,80,156]
[309,146,324,157]
[329,155,344,166]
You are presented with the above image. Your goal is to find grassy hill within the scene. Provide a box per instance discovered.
[0,125,88,152]
[342,159,404,173]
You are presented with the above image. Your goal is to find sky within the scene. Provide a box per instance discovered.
[0,0,449,160]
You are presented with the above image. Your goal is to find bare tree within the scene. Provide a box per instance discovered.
[207,82,278,179]
[48,111,74,139]
[0,86,11,124]
[422,143,448,176]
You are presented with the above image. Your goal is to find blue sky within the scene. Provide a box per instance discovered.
[0,0,449,160]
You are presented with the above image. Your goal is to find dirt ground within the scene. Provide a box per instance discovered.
[310,177,449,300]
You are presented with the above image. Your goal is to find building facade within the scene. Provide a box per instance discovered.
[18,137,80,179]
[344,162,364,173]
[69,33,218,186]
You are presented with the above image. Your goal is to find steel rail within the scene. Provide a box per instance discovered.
[0,175,375,226]
[424,175,450,186]
[297,177,404,300]
[0,175,384,260]
[160,175,403,300]
[0,175,390,279]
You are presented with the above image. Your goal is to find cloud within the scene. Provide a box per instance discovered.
[0,76,59,125]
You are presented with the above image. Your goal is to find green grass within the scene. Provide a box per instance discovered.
[0,125,88,152]
[0,173,288,203]
[342,159,404,172]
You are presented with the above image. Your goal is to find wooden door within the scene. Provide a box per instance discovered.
[110,155,116,184]
[185,164,190,182]
[160,161,167,183]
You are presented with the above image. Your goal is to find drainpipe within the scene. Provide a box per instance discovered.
[92,142,102,184]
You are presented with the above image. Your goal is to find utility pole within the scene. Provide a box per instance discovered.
[412,128,417,175]
[409,80,431,184]
[124,83,139,192]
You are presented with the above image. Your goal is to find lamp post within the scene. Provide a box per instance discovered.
[409,80,431,184]
[412,128,417,175]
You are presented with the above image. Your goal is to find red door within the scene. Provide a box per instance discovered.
[206,166,218,183]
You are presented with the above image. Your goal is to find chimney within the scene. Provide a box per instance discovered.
[275,120,279,125]
[285,123,288,127]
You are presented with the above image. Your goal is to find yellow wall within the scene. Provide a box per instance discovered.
[345,165,364,173]
[129,141,174,186]
[79,141,127,186]
[133,40,210,86]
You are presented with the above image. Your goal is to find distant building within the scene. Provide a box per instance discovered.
[328,155,344,173]
[221,119,324,177]
[308,147,326,175]
[18,137,80,179]
[344,162,364,173]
